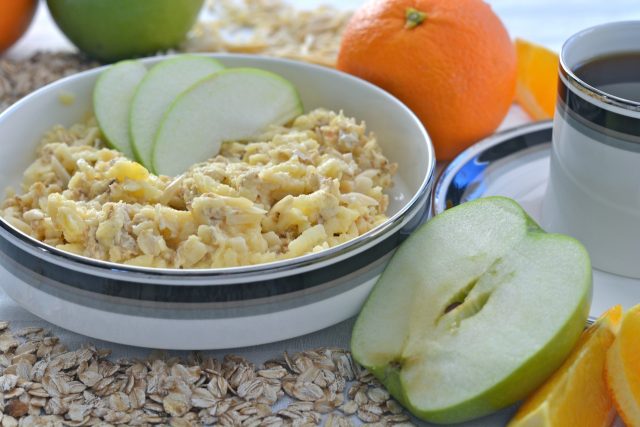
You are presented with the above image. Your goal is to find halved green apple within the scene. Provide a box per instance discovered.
[152,68,303,176]
[351,197,592,424]
[93,60,147,159]
[130,55,224,170]
[47,0,204,62]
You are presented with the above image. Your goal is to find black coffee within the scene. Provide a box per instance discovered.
[574,52,640,102]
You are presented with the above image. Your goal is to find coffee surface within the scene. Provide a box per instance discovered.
[574,52,640,103]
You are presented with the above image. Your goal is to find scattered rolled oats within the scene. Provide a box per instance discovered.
[4,400,28,418]
[0,322,415,426]
[185,0,352,67]
[0,52,99,113]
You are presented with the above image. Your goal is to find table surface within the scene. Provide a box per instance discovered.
[2,1,639,426]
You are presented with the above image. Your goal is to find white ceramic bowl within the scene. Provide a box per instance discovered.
[0,54,434,349]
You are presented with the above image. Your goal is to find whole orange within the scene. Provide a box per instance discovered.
[337,0,517,161]
[0,0,38,54]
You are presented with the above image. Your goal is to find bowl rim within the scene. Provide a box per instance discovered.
[0,53,435,279]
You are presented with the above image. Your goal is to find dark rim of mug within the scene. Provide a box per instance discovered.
[559,22,640,112]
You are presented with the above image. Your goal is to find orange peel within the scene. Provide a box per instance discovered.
[515,38,559,120]
[508,305,621,427]
[606,304,640,427]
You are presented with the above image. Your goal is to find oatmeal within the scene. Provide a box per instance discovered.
[1,109,396,268]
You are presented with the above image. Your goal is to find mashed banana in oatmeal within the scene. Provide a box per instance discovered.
[1,109,396,268]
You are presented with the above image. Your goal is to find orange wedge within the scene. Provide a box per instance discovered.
[515,38,560,120]
[508,306,622,427]
[606,304,640,426]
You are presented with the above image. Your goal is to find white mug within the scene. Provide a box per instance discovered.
[542,21,640,279]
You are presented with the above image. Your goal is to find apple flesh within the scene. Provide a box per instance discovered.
[93,60,146,160]
[351,197,592,424]
[130,55,224,170]
[46,0,204,62]
[153,68,303,176]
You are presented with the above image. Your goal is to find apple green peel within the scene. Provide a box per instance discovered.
[47,0,204,62]
[130,55,225,170]
[152,68,303,176]
[93,60,147,159]
[351,197,591,424]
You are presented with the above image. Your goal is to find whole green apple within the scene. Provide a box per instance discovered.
[351,197,592,424]
[46,0,204,62]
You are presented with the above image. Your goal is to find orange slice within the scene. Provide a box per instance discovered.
[515,38,560,120]
[508,306,622,427]
[606,304,640,426]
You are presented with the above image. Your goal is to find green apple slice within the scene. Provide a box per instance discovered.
[130,55,224,169]
[93,60,147,159]
[152,68,303,176]
[351,197,592,424]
